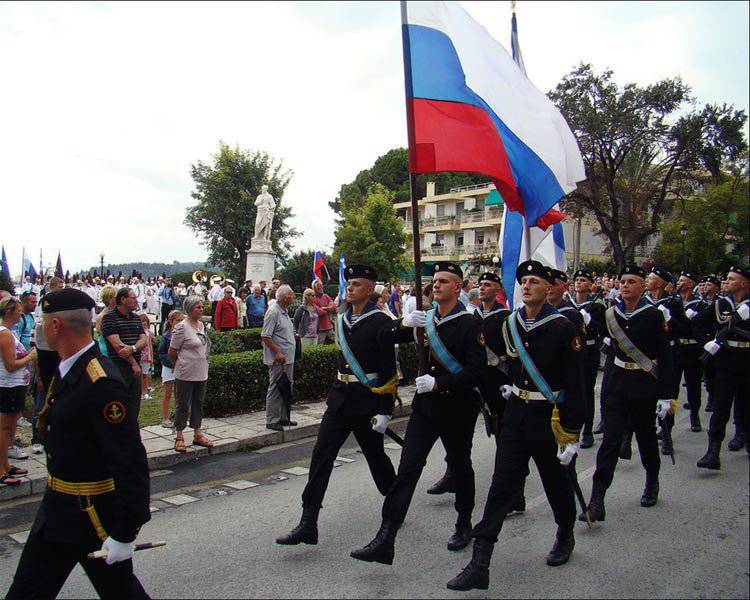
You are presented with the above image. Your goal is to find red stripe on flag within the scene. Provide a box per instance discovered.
[409,98,521,211]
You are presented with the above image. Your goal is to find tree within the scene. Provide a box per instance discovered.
[328,148,488,220]
[276,249,335,292]
[185,143,298,283]
[549,63,747,270]
[654,171,750,274]
[334,185,408,281]
[0,271,14,294]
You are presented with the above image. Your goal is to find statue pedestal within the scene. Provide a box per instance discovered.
[245,238,275,284]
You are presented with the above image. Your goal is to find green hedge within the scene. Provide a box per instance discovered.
[202,342,418,418]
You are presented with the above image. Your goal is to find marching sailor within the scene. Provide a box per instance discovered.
[582,265,675,524]
[276,265,398,546]
[693,275,721,413]
[350,262,485,564]
[7,288,151,599]
[675,270,705,431]
[446,260,585,592]
[569,269,607,448]
[696,265,750,468]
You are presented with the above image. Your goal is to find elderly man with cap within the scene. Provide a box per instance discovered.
[695,265,750,468]
[569,269,607,447]
[351,261,485,565]
[581,264,675,526]
[675,270,705,431]
[6,288,150,599]
[424,272,513,503]
[446,260,586,592]
[276,265,397,547]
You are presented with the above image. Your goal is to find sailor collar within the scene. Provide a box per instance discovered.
[569,294,595,309]
[432,302,470,326]
[551,298,576,313]
[343,302,380,329]
[477,302,506,320]
[514,303,564,332]
[614,297,651,320]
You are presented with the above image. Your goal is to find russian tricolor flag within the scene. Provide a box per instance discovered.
[312,251,328,283]
[401,1,584,228]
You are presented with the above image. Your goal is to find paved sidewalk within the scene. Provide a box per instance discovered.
[0,385,416,504]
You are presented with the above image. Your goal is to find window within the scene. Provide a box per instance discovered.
[435,233,445,246]
[476,198,485,211]
[456,202,464,214]
[476,232,485,245]
[436,204,445,217]
[456,234,464,247]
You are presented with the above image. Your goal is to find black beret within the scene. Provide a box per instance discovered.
[650,265,673,284]
[728,265,750,281]
[550,268,568,283]
[618,264,645,280]
[516,260,554,285]
[679,270,699,283]
[41,288,96,314]
[701,275,721,286]
[573,269,594,282]
[431,262,463,279]
[478,272,501,285]
[344,264,377,282]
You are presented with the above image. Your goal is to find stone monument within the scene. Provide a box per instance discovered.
[245,185,276,284]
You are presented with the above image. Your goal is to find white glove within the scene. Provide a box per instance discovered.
[402,310,426,328]
[738,303,750,320]
[556,442,579,466]
[415,374,436,394]
[603,337,611,346]
[703,340,721,356]
[101,536,135,565]
[685,308,698,320]
[501,384,512,400]
[579,309,591,326]
[371,414,391,434]
[655,400,671,420]
[657,304,671,322]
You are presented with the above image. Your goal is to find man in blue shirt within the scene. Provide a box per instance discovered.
[246,285,267,328]
[14,291,37,350]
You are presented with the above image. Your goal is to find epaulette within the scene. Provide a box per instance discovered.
[85,358,108,383]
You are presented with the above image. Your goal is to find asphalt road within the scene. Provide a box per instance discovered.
[1,396,748,598]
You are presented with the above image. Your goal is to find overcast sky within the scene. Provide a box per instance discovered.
[2,1,748,276]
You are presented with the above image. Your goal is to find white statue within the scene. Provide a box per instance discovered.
[253,185,276,241]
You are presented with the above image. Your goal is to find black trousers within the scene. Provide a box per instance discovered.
[472,428,575,542]
[581,359,598,435]
[592,390,659,494]
[7,529,148,599]
[302,411,395,508]
[704,362,715,406]
[708,368,749,444]
[599,362,611,422]
[159,303,171,334]
[382,408,478,526]
[677,344,703,414]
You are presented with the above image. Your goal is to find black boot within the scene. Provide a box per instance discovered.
[276,505,319,545]
[690,411,702,432]
[705,401,714,412]
[697,440,721,470]
[727,432,746,452]
[619,435,632,460]
[640,477,659,507]
[427,471,455,495]
[580,486,605,523]
[661,432,673,456]
[446,539,494,591]
[546,529,575,566]
[350,519,399,565]
[506,494,526,516]
[447,522,472,551]
[592,420,605,435]
[580,429,595,449]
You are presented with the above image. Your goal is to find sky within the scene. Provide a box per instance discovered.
[1,0,748,276]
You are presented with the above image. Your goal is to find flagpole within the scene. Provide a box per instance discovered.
[400,0,426,374]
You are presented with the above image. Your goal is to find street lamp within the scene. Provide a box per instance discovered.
[100,253,105,278]
[679,224,688,265]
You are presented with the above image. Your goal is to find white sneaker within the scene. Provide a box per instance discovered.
[32,444,44,454]
[8,446,29,460]
[142,394,153,401]
[17,417,31,428]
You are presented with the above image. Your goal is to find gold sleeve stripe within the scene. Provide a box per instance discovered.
[86,358,107,383]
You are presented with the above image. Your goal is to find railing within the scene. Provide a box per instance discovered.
[421,242,499,257]
[459,208,502,223]
[449,182,494,193]
[402,208,502,230]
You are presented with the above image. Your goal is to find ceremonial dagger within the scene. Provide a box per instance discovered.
[88,541,167,559]
[371,418,405,446]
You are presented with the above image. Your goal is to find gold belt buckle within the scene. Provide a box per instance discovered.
[518,389,529,401]
[625,362,636,370]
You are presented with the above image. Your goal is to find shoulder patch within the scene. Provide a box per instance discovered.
[571,336,583,352]
[86,358,107,383]
[103,401,126,424]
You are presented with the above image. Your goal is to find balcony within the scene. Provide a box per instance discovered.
[402,207,503,232]
[421,242,500,258]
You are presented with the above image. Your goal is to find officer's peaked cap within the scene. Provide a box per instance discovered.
[42,288,96,314]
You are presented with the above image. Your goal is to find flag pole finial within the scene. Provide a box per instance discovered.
[510,0,517,14]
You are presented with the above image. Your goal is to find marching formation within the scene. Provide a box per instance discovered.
[4,261,748,597]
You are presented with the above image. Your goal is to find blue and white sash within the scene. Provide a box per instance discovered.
[337,313,378,387]
[424,309,463,375]
[507,314,562,404]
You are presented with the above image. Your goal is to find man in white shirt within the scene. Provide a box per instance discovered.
[208,279,224,316]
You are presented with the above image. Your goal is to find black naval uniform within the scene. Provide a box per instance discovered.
[678,292,709,430]
[302,302,397,509]
[8,344,151,599]
[588,297,675,513]
[570,294,606,443]
[696,293,750,467]
[471,303,585,544]
[477,301,512,433]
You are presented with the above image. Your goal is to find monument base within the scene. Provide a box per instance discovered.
[245,238,275,284]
